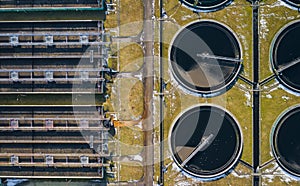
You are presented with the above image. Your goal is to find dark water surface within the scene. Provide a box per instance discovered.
[180,0,232,12]
[170,105,242,178]
[273,107,300,177]
[272,22,300,92]
[170,21,241,94]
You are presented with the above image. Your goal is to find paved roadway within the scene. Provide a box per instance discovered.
[142,0,155,185]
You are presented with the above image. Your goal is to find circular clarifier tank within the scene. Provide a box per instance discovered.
[169,105,243,180]
[169,20,242,96]
[271,20,300,93]
[179,0,233,12]
[271,105,300,178]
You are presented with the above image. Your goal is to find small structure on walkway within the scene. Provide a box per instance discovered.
[10,155,19,165]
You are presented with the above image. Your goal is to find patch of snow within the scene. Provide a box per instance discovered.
[260,17,269,40]
[7,179,28,186]
[263,174,275,184]
[240,34,249,50]
[282,95,290,101]
[132,154,143,161]
[172,162,181,172]
[266,94,272,99]
[244,91,252,107]
[268,86,279,93]
[176,181,192,186]
[267,0,299,10]
[265,0,286,8]
[181,15,192,21]
[232,171,251,178]
[262,161,300,184]
[244,91,251,100]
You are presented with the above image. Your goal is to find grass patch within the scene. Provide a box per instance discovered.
[129,80,144,117]
[119,126,143,155]
[105,12,118,29]
[108,43,119,71]
[119,43,144,72]
[119,162,144,182]
[225,85,253,164]
[108,57,118,71]
[119,0,144,36]
[111,78,144,120]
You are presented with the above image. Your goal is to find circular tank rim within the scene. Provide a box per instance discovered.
[270,104,300,178]
[169,19,243,96]
[270,19,300,93]
[168,103,244,180]
[179,0,233,12]
[280,0,300,10]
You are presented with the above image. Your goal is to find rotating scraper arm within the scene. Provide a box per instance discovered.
[180,134,214,167]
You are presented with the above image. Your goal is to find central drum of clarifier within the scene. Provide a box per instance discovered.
[169,20,242,96]
[169,105,243,180]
